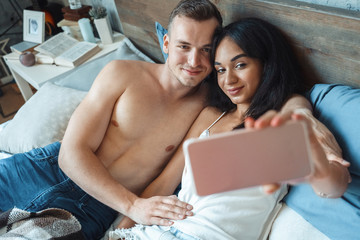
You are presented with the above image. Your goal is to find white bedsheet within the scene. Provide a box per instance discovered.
[269,204,330,240]
[0,121,12,159]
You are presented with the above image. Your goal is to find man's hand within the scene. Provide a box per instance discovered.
[117,216,136,229]
[126,195,193,227]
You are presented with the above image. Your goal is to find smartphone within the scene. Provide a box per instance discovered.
[183,121,313,196]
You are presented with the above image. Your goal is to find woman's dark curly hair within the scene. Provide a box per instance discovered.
[207,17,305,127]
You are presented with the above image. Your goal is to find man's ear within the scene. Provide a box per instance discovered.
[163,33,169,54]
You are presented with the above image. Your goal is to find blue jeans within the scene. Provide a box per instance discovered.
[0,142,117,240]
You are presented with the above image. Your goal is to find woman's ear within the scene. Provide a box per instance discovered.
[163,33,169,54]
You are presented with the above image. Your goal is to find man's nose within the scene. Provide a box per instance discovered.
[188,49,201,67]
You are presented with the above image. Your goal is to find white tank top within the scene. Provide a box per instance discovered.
[173,112,287,240]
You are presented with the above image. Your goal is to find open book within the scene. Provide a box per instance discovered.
[34,33,101,67]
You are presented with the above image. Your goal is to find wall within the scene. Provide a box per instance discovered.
[0,0,358,55]
[296,0,360,11]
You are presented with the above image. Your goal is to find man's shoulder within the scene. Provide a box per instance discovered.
[107,59,158,70]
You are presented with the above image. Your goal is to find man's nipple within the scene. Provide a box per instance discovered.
[165,145,175,152]
[111,120,119,127]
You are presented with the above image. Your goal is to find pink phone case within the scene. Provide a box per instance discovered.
[183,121,313,196]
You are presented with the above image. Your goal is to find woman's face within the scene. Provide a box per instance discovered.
[214,37,263,106]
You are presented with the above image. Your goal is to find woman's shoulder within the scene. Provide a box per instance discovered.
[187,107,224,138]
[196,107,225,126]
[200,106,224,116]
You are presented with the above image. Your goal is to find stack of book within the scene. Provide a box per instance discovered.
[62,5,92,21]
[10,41,39,55]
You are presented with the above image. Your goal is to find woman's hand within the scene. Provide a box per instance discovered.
[245,110,351,197]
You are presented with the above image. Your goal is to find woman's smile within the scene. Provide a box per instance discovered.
[227,86,244,96]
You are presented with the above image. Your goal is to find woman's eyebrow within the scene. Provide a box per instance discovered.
[231,54,247,62]
[214,53,248,66]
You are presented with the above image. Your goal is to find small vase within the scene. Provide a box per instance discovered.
[94,17,113,44]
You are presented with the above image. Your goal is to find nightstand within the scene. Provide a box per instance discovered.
[3,32,125,101]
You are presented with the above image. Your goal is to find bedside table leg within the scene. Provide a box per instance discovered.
[8,68,34,101]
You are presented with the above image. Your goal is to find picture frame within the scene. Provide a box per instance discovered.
[23,10,45,43]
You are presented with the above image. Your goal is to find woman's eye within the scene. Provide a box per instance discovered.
[235,63,246,69]
[216,67,225,73]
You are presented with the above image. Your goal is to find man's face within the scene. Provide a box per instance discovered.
[163,16,219,87]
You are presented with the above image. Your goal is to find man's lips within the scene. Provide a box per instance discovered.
[227,86,244,95]
[183,68,202,76]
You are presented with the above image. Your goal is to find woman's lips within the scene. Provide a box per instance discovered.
[227,86,244,95]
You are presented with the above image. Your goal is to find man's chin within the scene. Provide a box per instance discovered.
[178,77,203,88]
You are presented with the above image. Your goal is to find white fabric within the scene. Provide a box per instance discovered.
[0,151,12,159]
[0,83,86,153]
[109,225,177,240]
[269,204,330,240]
[171,123,287,240]
[172,153,287,240]
[109,152,287,240]
[0,121,12,159]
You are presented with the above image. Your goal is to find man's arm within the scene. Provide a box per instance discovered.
[59,60,137,216]
[59,61,190,225]
[117,145,188,229]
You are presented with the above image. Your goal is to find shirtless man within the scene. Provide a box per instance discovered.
[0,1,222,239]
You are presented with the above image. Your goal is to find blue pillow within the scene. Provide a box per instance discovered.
[309,84,360,181]
[285,84,360,240]
[155,22,168,62]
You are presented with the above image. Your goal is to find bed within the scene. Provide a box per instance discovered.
[1,0,359,239]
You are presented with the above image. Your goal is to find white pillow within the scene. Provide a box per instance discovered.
[0,83,87,153]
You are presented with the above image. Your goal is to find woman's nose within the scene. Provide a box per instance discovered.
[225,70,238,84]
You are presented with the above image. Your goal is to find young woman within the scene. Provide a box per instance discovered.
[111,17,350,240]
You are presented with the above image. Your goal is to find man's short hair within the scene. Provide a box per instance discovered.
[168,0,223,35]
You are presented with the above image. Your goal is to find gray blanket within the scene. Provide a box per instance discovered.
[0,207,85,239]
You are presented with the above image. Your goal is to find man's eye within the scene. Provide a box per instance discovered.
[202,48,211,53]
[179,45,189,49]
